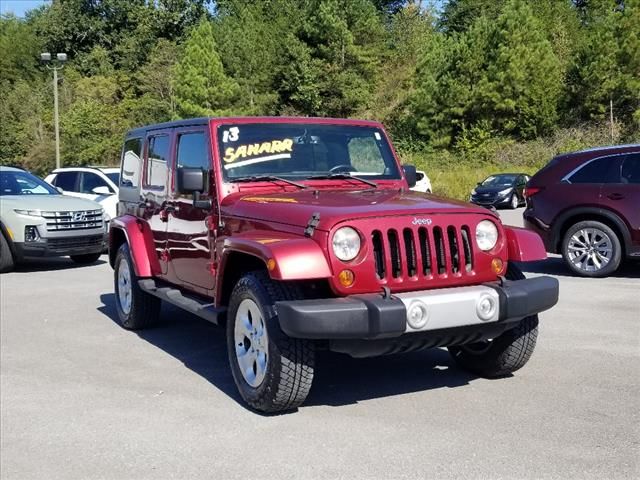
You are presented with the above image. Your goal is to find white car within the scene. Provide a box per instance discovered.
[45,167,119,221]
[0,166,107,272]
[410,170,432,193]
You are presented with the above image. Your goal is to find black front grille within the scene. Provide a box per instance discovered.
[372,225,473,280]
[48,235,103,250]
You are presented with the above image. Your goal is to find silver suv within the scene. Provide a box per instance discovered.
[0,166,107,272]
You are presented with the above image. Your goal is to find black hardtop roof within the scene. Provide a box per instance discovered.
[124,116,383,138]
[126,117,210,137]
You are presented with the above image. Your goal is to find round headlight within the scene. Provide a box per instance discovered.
[475,220,499,251]
[332,227,361,261]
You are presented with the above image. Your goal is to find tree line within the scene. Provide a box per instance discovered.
[0,0,638,175]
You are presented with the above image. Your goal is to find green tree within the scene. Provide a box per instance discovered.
[569,0,640,126]
[412,0,563,146]
[172,19,240,117]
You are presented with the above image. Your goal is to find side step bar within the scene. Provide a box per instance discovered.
[138,279,226,325]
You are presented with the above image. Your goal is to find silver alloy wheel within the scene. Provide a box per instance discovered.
[234,298,269,388]
[567,228,613,272]
[117,257,132,315]
[511,194,518,209]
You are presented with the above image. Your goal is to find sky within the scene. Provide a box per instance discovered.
[0,0,50,18]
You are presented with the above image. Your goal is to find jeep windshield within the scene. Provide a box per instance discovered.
[0,170,60,196]
[217,123,401,183]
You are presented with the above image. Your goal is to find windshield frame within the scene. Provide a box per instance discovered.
[215,122,402,183]
[0,169,60,196]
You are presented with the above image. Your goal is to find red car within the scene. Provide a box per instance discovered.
[108,117,558,412]
[524,144,640,277]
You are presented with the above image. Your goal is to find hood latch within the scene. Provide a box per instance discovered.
[304,212,321,237]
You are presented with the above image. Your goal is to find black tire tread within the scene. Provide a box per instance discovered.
[228,271,314,413]
[114,244,160,330]
[0,232,14,273]
[448,263,539,377]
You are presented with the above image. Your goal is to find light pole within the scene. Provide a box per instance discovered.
[40,52,67,170]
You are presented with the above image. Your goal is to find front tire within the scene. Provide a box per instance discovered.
[0,232,15,273]
[70,252,102,264]
[561,220,621,277]
[448,263,539,377]
[113,243,161,330]
[509,193,519,209]
[227,271,315,413]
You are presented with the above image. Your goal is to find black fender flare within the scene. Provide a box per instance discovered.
[551,206,632,254]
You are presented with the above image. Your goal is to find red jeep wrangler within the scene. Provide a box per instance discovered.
[109,117,558,413]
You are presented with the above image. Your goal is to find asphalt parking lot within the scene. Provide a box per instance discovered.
[1,208,638,479]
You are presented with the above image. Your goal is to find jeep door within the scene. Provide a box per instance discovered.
[141,130,173,275]
[167,129,216,292]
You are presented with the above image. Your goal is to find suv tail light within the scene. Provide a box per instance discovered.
[524,186,543,198]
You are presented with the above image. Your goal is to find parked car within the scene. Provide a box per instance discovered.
[0,166,107,273]
[524,144,640,277]
[470,173,529,209]
[45,167,119,221]
[108,116,558,413]
[411,170,432,193]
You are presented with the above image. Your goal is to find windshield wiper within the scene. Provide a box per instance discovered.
[230,175,307,189]
[307,173,378,188]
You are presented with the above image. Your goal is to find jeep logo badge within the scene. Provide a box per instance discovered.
[412,217,432,226]
[72,212,86,222]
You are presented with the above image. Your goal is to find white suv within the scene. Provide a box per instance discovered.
[1,166,107,272]
[45,167,119,221]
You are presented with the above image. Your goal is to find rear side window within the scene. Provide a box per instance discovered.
[145,135,170,190]
[54,171,78,191]
[621,153,640,184]
[176,132,209,170]
[80,172,111,194]
[121,138,142,188]
[569,156,623,184]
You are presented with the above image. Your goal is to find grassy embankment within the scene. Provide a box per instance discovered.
[395,124,638,200]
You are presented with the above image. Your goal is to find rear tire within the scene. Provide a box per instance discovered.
[448,263,539,377]
[70,252,102,264]
[561,220,621,277]
[114,243,161,330]
[0,233,15,273]
[227,271,315,413]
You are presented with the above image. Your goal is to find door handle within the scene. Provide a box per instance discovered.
[607,193,625,200]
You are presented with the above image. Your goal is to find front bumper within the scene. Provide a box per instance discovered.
[276,276,559,340]
[470,194,511,206]
[14,234,107,259]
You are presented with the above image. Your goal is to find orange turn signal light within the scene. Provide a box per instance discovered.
[491,258,505,275]
[338,269,355,287]
[267,258,276,271]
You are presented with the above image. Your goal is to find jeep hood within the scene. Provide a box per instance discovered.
[0,194,102,213]
[221,189,493,230]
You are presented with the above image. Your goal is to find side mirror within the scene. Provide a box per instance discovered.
[403,165,417,188]
[92,186,112,195]
[56,187,64,194]
[177,167,205,194]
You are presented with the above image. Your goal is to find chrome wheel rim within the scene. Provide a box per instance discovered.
[117,258,132,315]
[567,228,612,272]
[234,299,268,388]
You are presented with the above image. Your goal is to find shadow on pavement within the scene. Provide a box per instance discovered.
[518,257,640,279]
[12,257,107,273]
[99,293,479,411]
